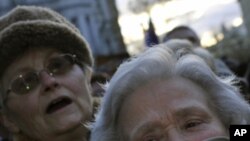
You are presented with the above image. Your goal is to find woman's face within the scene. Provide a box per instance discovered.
[117,78,228,141]
[1,48,92,140]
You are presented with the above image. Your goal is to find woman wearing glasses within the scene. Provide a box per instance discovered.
[0,6,93,141]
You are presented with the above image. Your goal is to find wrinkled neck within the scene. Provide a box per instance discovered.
[13,124,89,141]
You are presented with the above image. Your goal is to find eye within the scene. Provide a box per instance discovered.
[11,75,27,94]
[142,135,161,141]
[184,119,203,130]
[47,55,73,75]
[12,72,39,94]
[143,137,158,141]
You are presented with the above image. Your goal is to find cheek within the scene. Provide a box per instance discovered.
[6,95,39,118]
[63,70,90,98]
[61,69,92,111]
[5,96,42,132]
[61,66,90,95]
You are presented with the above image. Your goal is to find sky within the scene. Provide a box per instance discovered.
[115,0,129,14]
[114,0,242,54]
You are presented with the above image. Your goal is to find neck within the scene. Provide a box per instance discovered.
[15,123,89,141]
[46,124,89,141]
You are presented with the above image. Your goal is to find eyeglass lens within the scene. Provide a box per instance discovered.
[8,54,76,95]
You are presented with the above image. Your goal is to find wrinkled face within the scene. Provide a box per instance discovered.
[1,48,93,140]
[117,78,228,141]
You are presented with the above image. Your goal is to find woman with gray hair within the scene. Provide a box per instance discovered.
[91,40,250,141]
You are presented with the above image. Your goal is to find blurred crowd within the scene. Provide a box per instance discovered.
[92,19,250,101]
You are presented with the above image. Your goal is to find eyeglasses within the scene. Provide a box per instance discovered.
[6,54,78,95]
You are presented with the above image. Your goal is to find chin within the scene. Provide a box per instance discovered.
[52,113,83,133]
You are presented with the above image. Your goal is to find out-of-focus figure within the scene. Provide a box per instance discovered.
[163,25,201,47]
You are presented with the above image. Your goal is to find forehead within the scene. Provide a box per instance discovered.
[117,78,211,131]
[6,48,59,68]
[1,48,60,83]
[15,48,59,62]
[126,78,208,106]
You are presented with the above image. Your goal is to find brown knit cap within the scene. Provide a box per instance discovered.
[0,5,94,79]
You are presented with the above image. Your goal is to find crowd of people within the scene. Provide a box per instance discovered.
[0,5,249,141]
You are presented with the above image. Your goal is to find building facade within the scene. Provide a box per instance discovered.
[0,0,127,57]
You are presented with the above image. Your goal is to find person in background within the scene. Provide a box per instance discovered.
[0,6,94,141]
[91,72,110,114]
[163,25,201,47]
[163,26,247,95]
[91,40,250,141]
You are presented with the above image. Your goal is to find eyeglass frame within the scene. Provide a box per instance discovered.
[2,53,85,101]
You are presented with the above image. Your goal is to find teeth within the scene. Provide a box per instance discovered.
[46,97,72,114]
[51,98,63,105]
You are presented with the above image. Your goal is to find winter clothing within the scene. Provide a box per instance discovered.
[0,5,93,78]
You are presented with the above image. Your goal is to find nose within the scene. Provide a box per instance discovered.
[39,71,59,92]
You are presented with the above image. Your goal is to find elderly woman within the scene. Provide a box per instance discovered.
[91,40,250,141]
[0,6,94,141]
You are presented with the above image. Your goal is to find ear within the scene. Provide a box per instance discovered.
[1,114,20,133]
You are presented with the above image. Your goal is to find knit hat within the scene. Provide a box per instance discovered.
[0,5,94,79]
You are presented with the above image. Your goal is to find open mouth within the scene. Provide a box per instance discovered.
[46,97,72,114]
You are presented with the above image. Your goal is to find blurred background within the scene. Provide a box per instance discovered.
[0,0,250,91]
[1,1,250,139]
[117,0,244,53]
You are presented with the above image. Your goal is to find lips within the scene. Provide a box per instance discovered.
[46,97,72,114]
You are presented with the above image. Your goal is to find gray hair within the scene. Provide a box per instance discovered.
[91,40,250,141]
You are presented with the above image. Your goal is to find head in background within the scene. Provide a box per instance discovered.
[91,41,250,141]
[0,6,94,141]
[163,25,201,47]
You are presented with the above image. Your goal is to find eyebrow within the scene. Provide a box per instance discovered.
[11,51,60,75]
[174,106,211,118]
[131,106,211,137]
[131,121,164,140]
[5,52,60,85]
